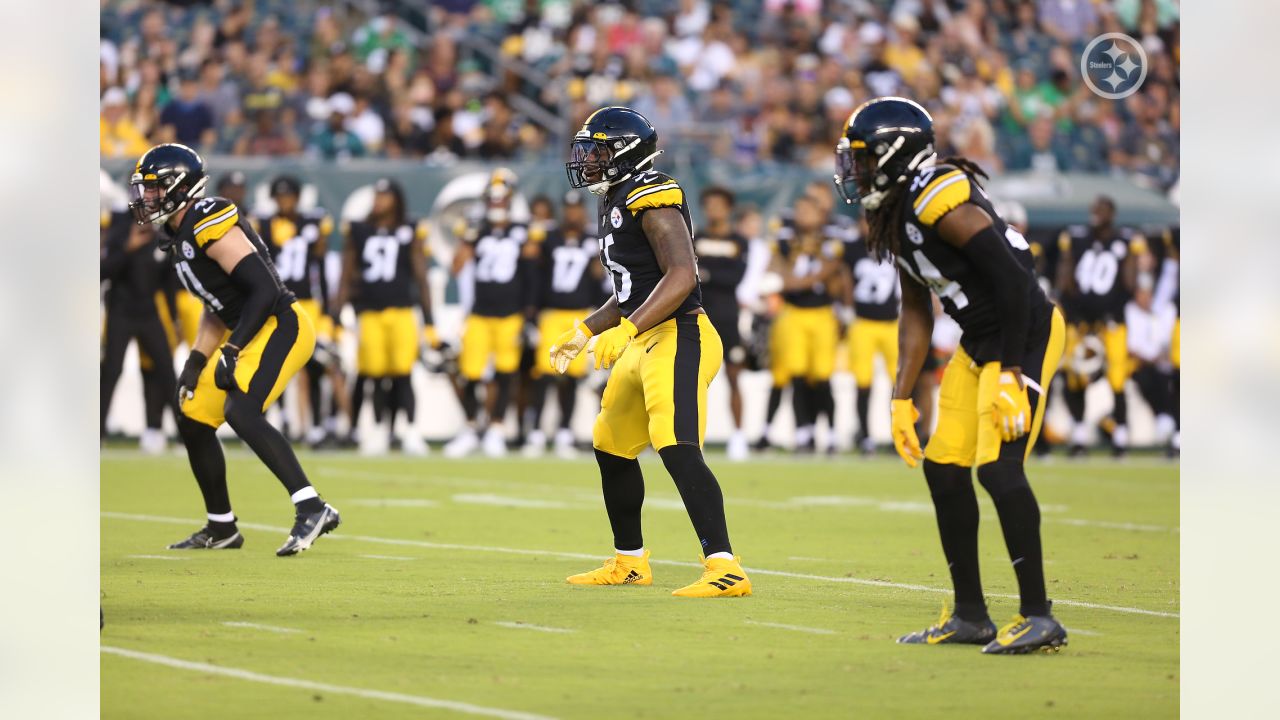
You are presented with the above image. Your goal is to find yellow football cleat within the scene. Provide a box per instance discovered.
[566,550,653,586]
[671,555,752,598]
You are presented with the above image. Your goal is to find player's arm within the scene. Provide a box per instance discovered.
[582,295,621,335]
[1055,231,1076,297]
[333,224,357,316]
[410,223,434,328]
[314,217,333,317]
[450,240,474,275]
[889,269,932,467]
[206,225,282,351]
[191,308,228,358]
[519,231,542,319]
[628,207,699,333]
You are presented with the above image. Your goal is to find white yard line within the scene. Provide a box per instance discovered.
[744,620,837,636]
[349,498,440,508]
[492,621,576,634]
[125,554,188,561]
[1065,627,1103,637]
[222,621,303,634]
[359,554,416,561]
[103,512,1179,619]
[101,646,557,720]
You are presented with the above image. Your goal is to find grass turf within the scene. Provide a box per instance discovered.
[102,449,1178,719]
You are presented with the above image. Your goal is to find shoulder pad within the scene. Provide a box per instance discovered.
[623,171,684,215]
[908,167,972,227]
[189,196,240,248]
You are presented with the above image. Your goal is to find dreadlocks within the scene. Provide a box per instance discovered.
[865,156,989,262]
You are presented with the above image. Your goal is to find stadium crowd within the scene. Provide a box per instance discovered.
[101,0,1179,191]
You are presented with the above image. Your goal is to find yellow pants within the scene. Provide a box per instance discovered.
[181,302,317,428]
[925,309,1066,467]
[848,318,898,389]
[459,313,523,380]
[535,308,592,378]
[296,298,333,341]
[1065,322,1131,392]
[357,307,419,376]
[1171,318,1180,368]
[593,314,723,459]
[176,290,204,348]
[774,305,838,384]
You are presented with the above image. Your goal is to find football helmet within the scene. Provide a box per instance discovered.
[485,167,518,223]
[566,106,661,196]
[834,97,935,210]
[129,143,209,234]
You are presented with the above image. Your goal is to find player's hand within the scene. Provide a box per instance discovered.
[214,344,240,391]
[992,369,1032,442]
[589,317,637,370]
[422,324,440,349]
[176,350,208,409]
[890,398,923,468]
[549,320,593,375]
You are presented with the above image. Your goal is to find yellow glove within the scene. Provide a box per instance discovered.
[992,369,1032,442]
[548,320,593,375]
[891,398,923,468]
[422,324,440,349]
[590,317,637,370]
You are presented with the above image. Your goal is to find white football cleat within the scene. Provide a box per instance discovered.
[726,429,749,462]
[443,428,479,458]
[482,425,508,458]
[359,423,391,456]
[554,428,578,459]
[522,430,547,458]
[402,432,429,456]
[139,428,167,455]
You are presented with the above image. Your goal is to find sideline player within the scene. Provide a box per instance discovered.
[835,98,1067,653]
[553,106,751,596]
[842,214,900,454]
[130,143,338,555]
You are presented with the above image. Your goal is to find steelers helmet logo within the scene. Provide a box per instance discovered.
[181,241,195,259]
[610,207,623,228]
[905,223,924,246]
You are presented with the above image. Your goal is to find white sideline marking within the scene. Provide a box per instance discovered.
[493,621,576,634]
[101,646,557,720]
[125,554,188,561]
[103,512,1179,619]
[359,554,416,561]
[1065,627,1103,637]
[222,621,303,634]
[452,493,571,510]
[745,620,837,636]
[350,498,439,508]
[787,556,836,562]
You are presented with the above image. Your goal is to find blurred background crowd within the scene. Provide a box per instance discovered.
[100,0,1179,192]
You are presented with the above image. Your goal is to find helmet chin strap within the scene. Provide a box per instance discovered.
[152,175,209,225]
[588,149,663,196]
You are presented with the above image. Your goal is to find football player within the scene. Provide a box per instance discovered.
[444,168,538,458]
[523,190,604,458]
[334,178,434,455]
[842,213,901,454]
[554,106,751,596]
[1055,196,1146,456]
[836,98,1067,653]
[694,186,751,460]
[130,143,338,555]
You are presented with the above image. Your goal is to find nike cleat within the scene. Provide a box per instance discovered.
[672,555,752,598]
[567,550,653,586]
[982,613,1068,655]
[167,525,244,550]
[898,605,997,645]
[276,504,341,556]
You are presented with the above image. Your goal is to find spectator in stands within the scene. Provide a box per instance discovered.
[100,87,150,160]
[159,71,216,149]
[306,97,365,160]
[237,107,302,157]
[1010,114,1075,172]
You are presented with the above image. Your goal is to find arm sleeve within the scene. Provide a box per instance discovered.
[959,224,1032,368]
[225,252,282,349]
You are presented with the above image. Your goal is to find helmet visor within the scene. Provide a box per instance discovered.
[129,175,169,225]
[565,140,611,189]
[832,138,875,206]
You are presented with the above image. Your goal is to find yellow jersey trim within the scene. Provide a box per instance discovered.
[193,205,239,247]
[912,171,970,227]
[626,185,683,214]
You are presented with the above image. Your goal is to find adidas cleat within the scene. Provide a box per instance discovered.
[672,555,752,598]
[276,504,341,556]
[167,525,244,550]
[898,605,996,645]
[567,550,653,586]
[982,613,1068,655]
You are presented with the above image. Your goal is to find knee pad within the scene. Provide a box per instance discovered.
[923,460,973,497]
[976,458,1030,499]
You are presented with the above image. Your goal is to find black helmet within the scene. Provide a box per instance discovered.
[834,97,935,209]
[270,175,302,198]
[129,143,208,229]
[566,106,661,196]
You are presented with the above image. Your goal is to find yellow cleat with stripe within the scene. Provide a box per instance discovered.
[671,555,752,598]
[566,550,653,586]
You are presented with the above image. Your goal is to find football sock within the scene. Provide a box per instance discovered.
[977,458,1050,618]
[177,415,232,517]
[658,444,732,557]
[391,375,415,424]
[595,449,645,552]
[290,486,324,514]
[923,460,987,621]
[461,380,481,422]
[350,374,369,434]
[790,378,813,435]
[813,379,835,425]
[141,368,167,430]
[705,551,734,561]
[224,391,315,499]
[615,547,646,557]
[1064,384,1085,427]
[855,385,871,439]
[765,385,782,425]
[1112,389,1128,427]
[556,377,578,429]
[527,376,551,430]
[491,372,515,423]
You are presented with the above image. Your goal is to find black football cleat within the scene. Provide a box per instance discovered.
[167,525,244,550]
[752,436,773,452]
[898,605,997,646]
[982,613,1069,655]
[276,503,341,556]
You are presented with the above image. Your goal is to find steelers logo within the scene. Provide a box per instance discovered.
[610,207,623,229]
[181,241,195,259]
[905,223,925,246]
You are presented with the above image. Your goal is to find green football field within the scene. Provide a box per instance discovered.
[101,448,1179,719]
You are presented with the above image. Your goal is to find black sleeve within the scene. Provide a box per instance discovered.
[226,253,282,349]
[519,255,539,313]
[313,245,331,317]
[100,215,132,281]
[959,224,1031,367]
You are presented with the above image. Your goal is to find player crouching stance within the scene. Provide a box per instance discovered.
[553,107,750,597]
[131,144,339,556]
[835,99,1066,653]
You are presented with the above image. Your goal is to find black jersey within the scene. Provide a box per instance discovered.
[598,170,701,320]
[101,210,170,315]
[261,210,332,302]
[347,218,427,312]
[162,196,294,328]
[844,236,900,321]
[775,233,842,308]
[897,163,1052,364]
[466,220,531,317]
[1058,223,1144,324]
[540,227,601,310]
[694,230,748,320]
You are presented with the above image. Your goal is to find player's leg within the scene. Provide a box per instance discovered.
[646,315,749,597]
[787,310,816,452]
[99,311,134,439]
[756,313,789,450]
[171,354,240,549]
[569,337,653,585]
[351,310,387,447]
[810,309,838,454]
[483,314,523,457]
[445,314,488,457]
[1062,324,1090,456]
[1102,323,1131,457]
[849,319,875,453]
[221,304,339,555]
[136,316,178,454]
[386,307,425,455]
[524,309,560,457]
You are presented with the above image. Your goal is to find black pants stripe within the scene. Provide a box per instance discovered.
[672,314,702,445]
[245,308,300,403]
